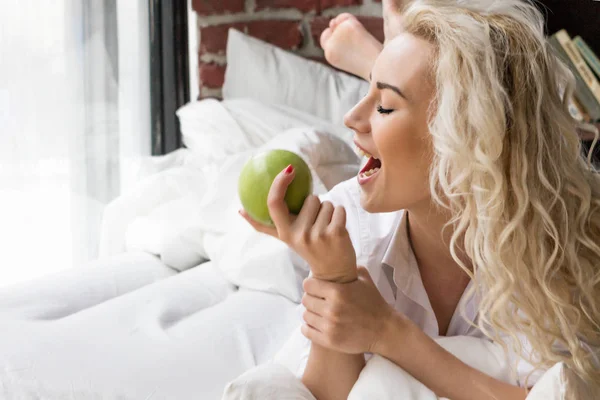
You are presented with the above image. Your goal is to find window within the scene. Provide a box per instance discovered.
[0,0,154,286]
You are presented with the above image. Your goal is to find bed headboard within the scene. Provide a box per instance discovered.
[193,0,384,99]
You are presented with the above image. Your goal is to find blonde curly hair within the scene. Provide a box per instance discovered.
[397,0,600,394]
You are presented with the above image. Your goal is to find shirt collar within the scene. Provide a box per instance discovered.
[380,211,429,301]
[381,210,413,279]
[380,210,479,336]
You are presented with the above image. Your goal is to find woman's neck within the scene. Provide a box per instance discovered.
[405,201,472,276]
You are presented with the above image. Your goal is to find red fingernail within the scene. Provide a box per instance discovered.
[285,165,294,174]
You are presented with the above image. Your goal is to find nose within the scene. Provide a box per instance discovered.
[344,96,371,135]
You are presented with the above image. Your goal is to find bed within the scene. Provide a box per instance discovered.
[0,29,572,400]
[0,30,369,399]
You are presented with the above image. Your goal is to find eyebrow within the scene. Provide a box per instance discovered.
[368,73,409,100]
[376,82,408,100]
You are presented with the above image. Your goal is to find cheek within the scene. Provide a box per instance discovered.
[378,118,433,204]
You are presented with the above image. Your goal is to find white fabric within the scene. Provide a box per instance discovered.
[99,148,194,258]
[222,29,369,127]
[380,209,481,338]
[222,336,516,400]
[223,339,577,400]
[0,251,174,321]
[177,98,356,164]
[349,337,516,400]
[524,363,565,400]
[222,364,317,400]
[120,99,360,273]
[0,256,301,399]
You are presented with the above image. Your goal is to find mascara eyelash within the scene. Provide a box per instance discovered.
[377,105,394,114]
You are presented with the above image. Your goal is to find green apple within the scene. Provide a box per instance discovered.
[238,149,313,226]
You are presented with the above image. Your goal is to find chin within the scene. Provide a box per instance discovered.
[359,192,385,213]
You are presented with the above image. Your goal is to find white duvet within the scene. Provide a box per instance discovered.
[102,99,360,292]
[1,99,569,399]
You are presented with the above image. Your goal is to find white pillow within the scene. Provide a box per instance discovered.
[348,336,517,400]
[222,336,519,400]
[223,29,369,127]
[177,98,357,164]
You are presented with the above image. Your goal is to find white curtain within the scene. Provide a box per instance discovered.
[0,0,150,287]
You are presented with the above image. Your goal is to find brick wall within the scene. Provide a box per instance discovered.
[192,0,383,98]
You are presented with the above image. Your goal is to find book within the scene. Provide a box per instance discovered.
[568,97,586,122]
[549,34,600,121]
[573,36,600,79]
[555,30,600,106]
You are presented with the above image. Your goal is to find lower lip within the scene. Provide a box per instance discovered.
[357,169,381,186]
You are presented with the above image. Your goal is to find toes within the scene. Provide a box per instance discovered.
[331,13,357,29]
[320,27,333,48]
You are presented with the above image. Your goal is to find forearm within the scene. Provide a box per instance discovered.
[302,343,365,400]
[379,313,528,400]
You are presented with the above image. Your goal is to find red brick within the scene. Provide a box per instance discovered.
[200,23,246,55]
[255,0,318,12]
[319,0,362,10]
[199,62,226,88]
[310,16,384,48]
[200,21,302,55]
[246,20,303,50]
[192,0,245,16]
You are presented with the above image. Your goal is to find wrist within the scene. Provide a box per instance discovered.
[311,268,358,283]
[372,309,416,356]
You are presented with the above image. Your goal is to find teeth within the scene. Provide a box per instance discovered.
[355,145,372,159]
[360,167,380,178]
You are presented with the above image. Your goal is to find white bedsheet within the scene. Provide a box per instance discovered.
[0,253,301,399]
[0,99,359,399]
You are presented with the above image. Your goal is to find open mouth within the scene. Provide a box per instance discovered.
[354,144,382,184]
[359,156,382,178]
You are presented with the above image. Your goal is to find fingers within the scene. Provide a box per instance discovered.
[239,209,278,237]
[294,195,322,234]
[313,201,334,232]
[303,277,336,300]
[301,293,327,317]
[303,309,325,333]
[329,205,347,232]
[266,165,295,234]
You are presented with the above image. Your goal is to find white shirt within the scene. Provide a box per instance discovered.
[273,178,544,387]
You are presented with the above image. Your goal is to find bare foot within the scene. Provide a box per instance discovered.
[320,13,383,81]
[382,0,408,42]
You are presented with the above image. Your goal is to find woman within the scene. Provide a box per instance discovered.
[240,0,600,398]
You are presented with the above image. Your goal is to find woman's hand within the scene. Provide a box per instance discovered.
[240,165,358,283]
[300,266,397,354]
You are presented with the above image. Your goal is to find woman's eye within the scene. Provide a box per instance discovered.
[377,105,394,115]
